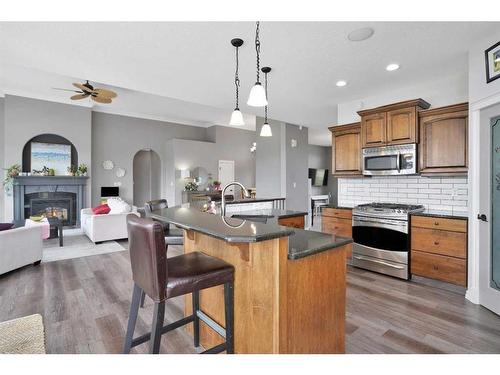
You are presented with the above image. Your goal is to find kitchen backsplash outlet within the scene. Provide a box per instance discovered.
[338,175,468,215]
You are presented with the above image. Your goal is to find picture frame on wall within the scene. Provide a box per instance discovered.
[485,40,500,83]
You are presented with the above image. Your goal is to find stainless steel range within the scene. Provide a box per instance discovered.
[352,202,424,280]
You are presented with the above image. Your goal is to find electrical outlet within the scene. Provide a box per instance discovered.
[293,182,296,188]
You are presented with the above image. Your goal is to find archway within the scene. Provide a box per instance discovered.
[22,134,78,174]
[133,149,161,207]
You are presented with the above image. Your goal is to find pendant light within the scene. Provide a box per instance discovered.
[260,66,272,137]
[229,38,245,126]
[247,22,268,107]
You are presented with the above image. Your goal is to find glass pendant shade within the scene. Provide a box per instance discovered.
[260,122,272,137]
[229,108,245,126]
[247,82,268,107]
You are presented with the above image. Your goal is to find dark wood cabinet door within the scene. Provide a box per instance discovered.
[330,123,362,176]
[361,113,386,148]
[387,107,417,145]
[419,103,468,175]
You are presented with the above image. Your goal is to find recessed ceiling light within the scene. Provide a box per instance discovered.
[336,80,347,87]
[386,63,400,71]
[348,27,374,42]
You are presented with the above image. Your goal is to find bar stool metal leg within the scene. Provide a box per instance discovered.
[149,301,165,354]
[224,281,234,354]
[192,290,200,348]
[123,284,142,354]
[140,290,146,308]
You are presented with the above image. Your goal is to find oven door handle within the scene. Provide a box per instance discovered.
[353,255,405,269]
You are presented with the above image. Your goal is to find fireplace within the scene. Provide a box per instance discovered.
[13,176,88,227]
[26,192,76,226]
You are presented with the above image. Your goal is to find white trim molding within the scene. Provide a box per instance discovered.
[467,90,500,304]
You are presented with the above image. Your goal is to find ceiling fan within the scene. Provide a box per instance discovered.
[52,80,117,104]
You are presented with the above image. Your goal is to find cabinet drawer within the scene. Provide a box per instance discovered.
[411,250,466,286]
[322,208,352,219]
[411,227,466,258]
[278,215,305,229]
[411,215,467,233]
[322,217,352,238]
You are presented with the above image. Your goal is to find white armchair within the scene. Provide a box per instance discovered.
[81,208,140,243]
[0,225,43,276]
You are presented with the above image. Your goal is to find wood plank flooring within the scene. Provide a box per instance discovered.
[0,244,499,354]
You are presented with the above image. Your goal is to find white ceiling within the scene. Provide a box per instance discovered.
[0,22,498,145]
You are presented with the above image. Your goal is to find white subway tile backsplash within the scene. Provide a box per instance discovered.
[338,175,469,213]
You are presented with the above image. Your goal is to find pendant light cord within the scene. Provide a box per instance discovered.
[255,21,261,83]
[235,44,240,109]
[264,71,268,121]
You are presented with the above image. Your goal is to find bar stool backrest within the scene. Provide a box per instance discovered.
[126,214,167,303]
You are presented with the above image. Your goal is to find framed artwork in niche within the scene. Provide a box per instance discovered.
[31,142,71,175]
[485,40,500,83]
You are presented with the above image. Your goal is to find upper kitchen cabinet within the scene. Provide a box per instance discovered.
[329,122,362,176]
[418,103,469,176]
[358,99,431,148]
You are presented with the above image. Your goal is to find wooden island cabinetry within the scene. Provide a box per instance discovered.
[358,99,430,148]
[418,103,469,176]
[329,123,362,177]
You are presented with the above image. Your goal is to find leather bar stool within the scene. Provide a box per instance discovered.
[123,215,235,354]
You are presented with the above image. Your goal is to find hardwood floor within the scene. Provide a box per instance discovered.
[0,244,499,354]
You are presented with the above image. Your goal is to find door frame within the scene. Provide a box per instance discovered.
[468,91,500,307]
[218,160,235,191]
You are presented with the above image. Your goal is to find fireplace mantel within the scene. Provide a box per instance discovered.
[13,176,88,227]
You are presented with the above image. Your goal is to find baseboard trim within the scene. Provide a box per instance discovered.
[465,287,480,304]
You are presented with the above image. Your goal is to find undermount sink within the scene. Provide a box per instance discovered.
[231,214,274,223]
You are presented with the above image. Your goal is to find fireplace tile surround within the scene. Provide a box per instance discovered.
[13,176,88,227]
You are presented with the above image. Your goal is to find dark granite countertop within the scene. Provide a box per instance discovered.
[322,204,353,210]
[225,197,285,204]
[288,229,352,260]
[410,210,468,220]
[148,205,350,260]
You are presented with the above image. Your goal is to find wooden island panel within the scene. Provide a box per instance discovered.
[183,230,346,353]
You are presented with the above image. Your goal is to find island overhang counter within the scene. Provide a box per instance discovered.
[147,205,351,354]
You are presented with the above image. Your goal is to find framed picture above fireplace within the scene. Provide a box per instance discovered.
[22,133,78,175]
[31,142,71,176]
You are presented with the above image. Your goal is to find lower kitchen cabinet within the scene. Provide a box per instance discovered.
[410,215,467,286]
[322,208,352,259]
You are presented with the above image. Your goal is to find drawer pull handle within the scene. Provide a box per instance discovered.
[434,241,440,245]
[353,255,405,269]
[434,221,439,226]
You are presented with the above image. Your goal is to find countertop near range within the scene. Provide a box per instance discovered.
[321,204,353,210]
[410,209,468,220]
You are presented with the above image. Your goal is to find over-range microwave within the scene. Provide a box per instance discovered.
[362,144,417,176]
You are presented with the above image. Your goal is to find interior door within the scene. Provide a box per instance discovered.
[478,104,500,315]
[218,160,235,195]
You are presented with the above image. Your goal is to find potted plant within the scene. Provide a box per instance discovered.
[78,163,88,176]
[67,165,77,176]
[3,164,21,194]
[184,181,198,192]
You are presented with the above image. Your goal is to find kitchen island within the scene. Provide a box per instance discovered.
[148,205,351,353]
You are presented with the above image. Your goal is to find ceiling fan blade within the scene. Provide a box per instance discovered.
[73,83,93,93]
[52,87,82,93]
[93,88,117,98]
[91,96,112,104]
[71,94,89,100]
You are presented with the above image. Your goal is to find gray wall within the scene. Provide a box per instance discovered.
[168,126,256,205]
[285,124,309,212]
[255,117,286,199]
[3,95,92,221]
[91,112,207,206]
[0,98,4,221]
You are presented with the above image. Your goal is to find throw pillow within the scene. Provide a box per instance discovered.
[92,204,111,215]
[106,197,131,214]
[0,223,15,231]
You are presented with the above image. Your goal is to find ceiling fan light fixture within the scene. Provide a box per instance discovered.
[230,108,245,126]
[260,122,272,137]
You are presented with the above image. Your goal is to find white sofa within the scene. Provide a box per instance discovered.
[81,207,140,243]
[0,225,43,276]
